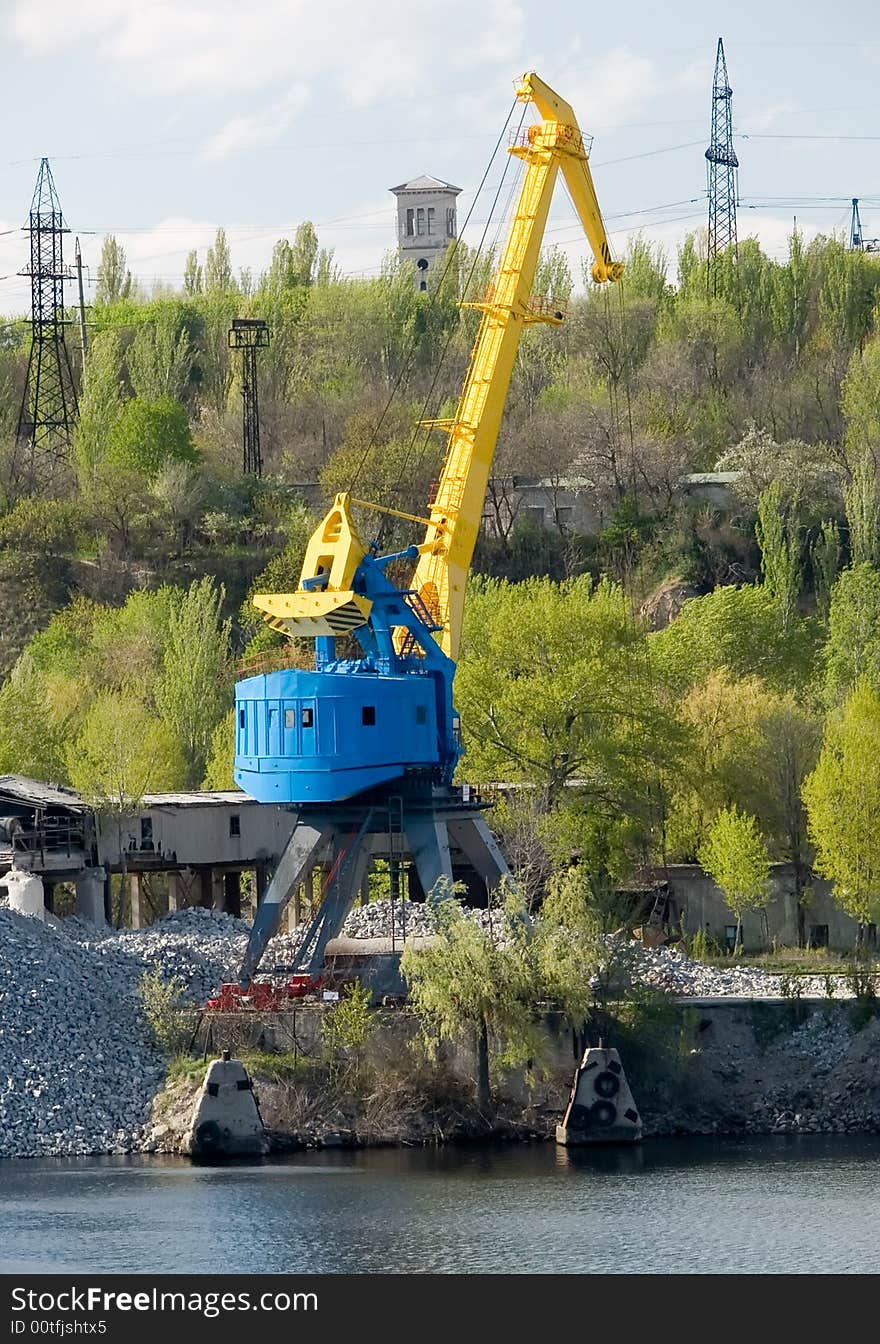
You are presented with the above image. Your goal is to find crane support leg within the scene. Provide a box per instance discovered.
[403,813,454,899]
[289,812,375,975]
[447,815,509,888]
[235,790,512,986]
[238,821,331,987]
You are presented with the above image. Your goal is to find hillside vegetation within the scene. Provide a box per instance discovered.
[3,222,880,936]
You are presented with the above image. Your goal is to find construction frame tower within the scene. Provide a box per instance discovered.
[15,158,78,491]
[705,37,738,296]
[228,317,270,476]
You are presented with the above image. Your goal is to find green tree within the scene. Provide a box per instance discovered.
[841,334,880,458]
[73,330,125,475]
[756,481,801,629]
[67,691,186,808]
[401,886,538,1113]
[804,680,880,936]
[156,577,232,785]
[651,584,816,695]
[0,654,67,782]
[105,396,197,479]
[456,576,683,874]
[205,228,235,294]
[811,520,841,623]
[183,250,202,296]
[843,451,880,568]
[68,691,187,925]
[127,309,193,401]
[698,805,772,954]
[824,562,880,703]
[95,235,132,304]
[534,866,602,1029]
[290,222,319,287]
[202,709,236,790]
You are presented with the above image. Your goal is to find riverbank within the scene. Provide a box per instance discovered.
[143,996,880,1154]
[4,902,880,1158]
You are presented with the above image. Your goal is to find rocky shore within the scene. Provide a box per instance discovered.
[1,901,879,1158]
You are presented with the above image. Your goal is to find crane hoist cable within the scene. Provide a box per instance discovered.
[346,97,520,496]
[378,102,531,543]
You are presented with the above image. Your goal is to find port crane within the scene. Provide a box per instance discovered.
[233,71,623,986]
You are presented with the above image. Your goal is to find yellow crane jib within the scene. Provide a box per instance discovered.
[407,69,623,661]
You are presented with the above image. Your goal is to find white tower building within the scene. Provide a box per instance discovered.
[390,175,462,289]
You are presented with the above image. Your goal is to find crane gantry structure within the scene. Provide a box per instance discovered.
[232,71,622,986]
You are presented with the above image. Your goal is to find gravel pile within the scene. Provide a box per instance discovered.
[340,900,506,941]
[0,907,164,1158]
[786,1012,854,1064]
[626,943,855,999]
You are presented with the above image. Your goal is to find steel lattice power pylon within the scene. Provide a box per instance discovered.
[228,318,270,476]
[15,158,78,491]
[705,37,738,295]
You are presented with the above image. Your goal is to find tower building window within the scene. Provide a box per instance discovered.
[406,208,414,237]
[416,207,426,236]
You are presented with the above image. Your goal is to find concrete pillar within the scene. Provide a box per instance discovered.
[255,864,270,905]
[103,872,113,924]
[211,870,225,911]
[75,867,107,924]
[167,871,181,913]
[198,868,213,909]
[224,871,241,918]
[129,872,143,929]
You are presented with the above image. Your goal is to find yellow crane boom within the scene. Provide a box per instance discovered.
[410,70,623,661]
[253,71,622,658]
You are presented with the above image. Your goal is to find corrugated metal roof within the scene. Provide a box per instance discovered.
[0,775,87,812]
[141,790,262,809]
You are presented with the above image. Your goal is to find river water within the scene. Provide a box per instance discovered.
[2,1137,880,1274]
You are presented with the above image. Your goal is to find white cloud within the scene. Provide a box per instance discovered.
[737,102,797,135]
[6,0,526,105]
[550,48,661,131]
[201,85,309,162]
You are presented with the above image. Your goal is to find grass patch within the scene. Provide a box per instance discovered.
[694,947,880,976]
[165,1050,311,1085]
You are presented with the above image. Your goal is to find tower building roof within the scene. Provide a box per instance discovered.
[390,175,462,194]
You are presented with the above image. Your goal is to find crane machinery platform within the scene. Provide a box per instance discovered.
[232,70,623,987]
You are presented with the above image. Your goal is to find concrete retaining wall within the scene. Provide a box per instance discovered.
[188,994,880,1137]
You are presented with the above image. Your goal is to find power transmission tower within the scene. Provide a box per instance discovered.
[15,158,78,492]
[228,318,270,476]
[74,236,89,360]
[850,198,879,253]
[705,37,738,296]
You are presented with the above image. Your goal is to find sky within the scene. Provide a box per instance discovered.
[1,0,880,314]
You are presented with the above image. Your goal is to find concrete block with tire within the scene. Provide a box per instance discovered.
[556,1045,642,1145]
